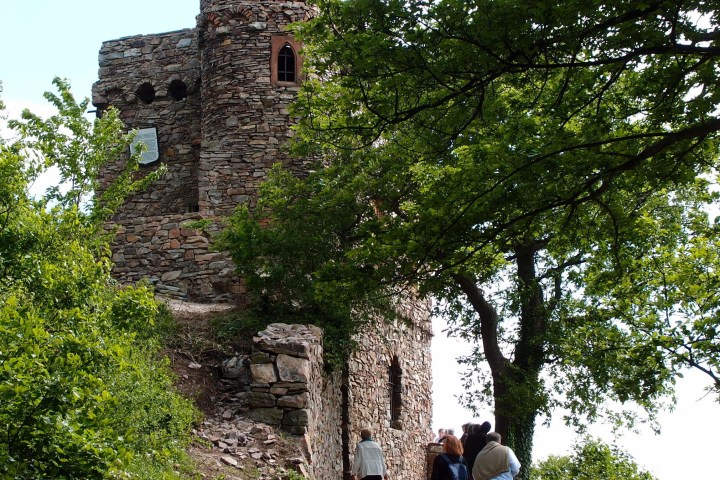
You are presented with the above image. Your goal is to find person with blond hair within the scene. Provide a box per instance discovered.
[431,435,468,480]
[350,428,389,480]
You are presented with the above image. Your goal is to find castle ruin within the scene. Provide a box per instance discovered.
[92,1,434,478]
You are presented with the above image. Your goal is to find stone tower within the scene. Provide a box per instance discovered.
[93,2,434,479]
[93,0,313,300]
[197,0,314,217]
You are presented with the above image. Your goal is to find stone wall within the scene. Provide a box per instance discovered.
[108,212,242,301]
[93,1,316,301]
[247,308,434,480]
[346,300,434,480]
[426,443,444,480]
[247,323,344,480]
[93,28,202,218]
[197,0,315,217]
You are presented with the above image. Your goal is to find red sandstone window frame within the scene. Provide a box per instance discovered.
[271,36,303,86]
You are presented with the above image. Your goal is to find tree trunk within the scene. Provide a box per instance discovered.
[494,381,538,480]
[455,240,549,478]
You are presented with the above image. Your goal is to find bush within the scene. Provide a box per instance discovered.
[0,79,197,479]
[532,437,656,480]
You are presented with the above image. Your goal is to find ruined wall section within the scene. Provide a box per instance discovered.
[92,29,240,301]
[106,213,241,300]
[93,29,202,218]
[246,315,434,480]
[347,302,434,480]
[197,0,315,217]
[248,324,344,479]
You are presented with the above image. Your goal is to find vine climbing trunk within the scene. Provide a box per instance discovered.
[454,241,549,478]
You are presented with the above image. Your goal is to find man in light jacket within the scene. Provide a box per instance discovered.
[350,428,389,480]
[472,432,521,480]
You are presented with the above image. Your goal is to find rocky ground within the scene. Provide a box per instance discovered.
[163,299,309,480]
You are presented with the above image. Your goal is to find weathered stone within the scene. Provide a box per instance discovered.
[282,409,308,426]
[221,356,247,379]
[247,408,283,426]
[276,354,310,383]
[250,363,277,384]
[276,392,308,409]
[283,424,307,435]
[161,270,182,281]
[247,392,276,408]
[251,351,272,363]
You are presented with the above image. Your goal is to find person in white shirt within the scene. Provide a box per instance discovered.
[350,428,390,480]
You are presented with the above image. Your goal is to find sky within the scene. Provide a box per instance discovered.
[2,1,719,479]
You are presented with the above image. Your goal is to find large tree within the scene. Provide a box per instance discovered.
[219,0,720,473]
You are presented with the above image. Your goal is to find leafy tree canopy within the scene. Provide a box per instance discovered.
[219,0,720,472]
[0,78,195,479]
[532,437,657,480]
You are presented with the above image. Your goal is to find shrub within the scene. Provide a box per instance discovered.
[532,437,656,480]
[0,79,197,479]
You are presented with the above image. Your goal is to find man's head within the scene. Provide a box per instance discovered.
[360,428,373,440]
[438,428,446,437]
[486,432,501,444]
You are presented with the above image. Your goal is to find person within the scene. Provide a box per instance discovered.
[431,435,468,480]
[463,421,491,477]
[350,428,389,480]
[460,423,474,445]
[439,428,455,444]
[471,432,520,480]
[434,428,447,443]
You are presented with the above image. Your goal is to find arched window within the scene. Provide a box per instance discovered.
[271,36,303,86]
[389,356,403,429]
[277,44,296,83]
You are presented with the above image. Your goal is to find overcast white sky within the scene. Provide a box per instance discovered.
[2,1,718,478]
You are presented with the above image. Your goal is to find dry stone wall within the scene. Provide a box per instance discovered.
[93,1,315,301]
[108,213,241,301]
[248,324,344,480]
[247,308,434,480]
[197,0,315,217]
[93,29,201,218]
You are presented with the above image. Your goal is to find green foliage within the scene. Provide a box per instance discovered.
[210,309,276,341]
[215,170,381,368]
[220,0,720,470]
[279,469,307,480]
[532,438,656,480]
[0,79,196,478]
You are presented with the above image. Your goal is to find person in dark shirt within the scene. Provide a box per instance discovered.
[431,435,468,480]
[462,421,491,477]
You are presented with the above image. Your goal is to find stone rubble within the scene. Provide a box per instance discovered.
[190,352,312,480]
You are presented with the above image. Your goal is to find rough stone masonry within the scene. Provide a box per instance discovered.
[93,1,435,479]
